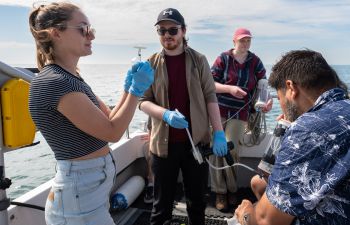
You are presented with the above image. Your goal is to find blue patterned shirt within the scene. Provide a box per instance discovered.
[266,88,350,225]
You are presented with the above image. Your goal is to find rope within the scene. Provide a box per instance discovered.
[218,89,268,147]
[220,98,253,127]
[10,201,45,211]
[205,158,265,178]
[242,111,267,147]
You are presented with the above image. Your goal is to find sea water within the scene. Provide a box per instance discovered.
[4,64,350,199]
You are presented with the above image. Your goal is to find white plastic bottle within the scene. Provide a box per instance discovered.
[110,175,145,211]
[254,79,270,110]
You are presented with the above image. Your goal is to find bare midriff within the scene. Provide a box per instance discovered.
[71,145,110,161]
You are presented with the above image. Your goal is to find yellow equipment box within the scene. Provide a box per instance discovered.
[1,78,36,148]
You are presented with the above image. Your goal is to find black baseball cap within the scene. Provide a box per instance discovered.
[155,8,185,26]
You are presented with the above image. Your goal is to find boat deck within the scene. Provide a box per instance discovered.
[111,183,257,225]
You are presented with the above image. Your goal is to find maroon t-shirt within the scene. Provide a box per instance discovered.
[165,52,191,143]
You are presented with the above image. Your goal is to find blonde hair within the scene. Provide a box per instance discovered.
[29,2,79,70]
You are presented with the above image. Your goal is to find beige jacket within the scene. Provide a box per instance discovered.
[139,47,217,158]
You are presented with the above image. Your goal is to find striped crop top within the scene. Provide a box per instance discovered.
[29,64,108,160]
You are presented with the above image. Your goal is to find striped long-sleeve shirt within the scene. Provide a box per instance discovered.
[211,49,266,121]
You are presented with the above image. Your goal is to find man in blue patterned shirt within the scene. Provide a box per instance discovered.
[234,49,350,225]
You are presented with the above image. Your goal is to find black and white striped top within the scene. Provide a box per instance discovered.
[29,64,108,160]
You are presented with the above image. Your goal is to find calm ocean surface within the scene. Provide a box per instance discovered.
[4,64,350,199]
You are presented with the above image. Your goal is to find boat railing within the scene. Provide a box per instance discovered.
[0,61,38,225]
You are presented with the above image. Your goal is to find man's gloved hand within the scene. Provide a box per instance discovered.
[129,61,154,97]
[162,110,188,129]
[213,130,228,157]
[123,69,132,92]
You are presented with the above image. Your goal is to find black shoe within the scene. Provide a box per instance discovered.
[144,185,154,204]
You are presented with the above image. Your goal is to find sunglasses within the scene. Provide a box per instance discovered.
[157,26,181,36]
[64,24,96,37]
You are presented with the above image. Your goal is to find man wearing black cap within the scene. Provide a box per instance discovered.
[139,8,227,225]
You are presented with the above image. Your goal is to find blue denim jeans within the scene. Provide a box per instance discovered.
[45,153,116,225]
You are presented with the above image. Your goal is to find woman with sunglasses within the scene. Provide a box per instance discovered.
[28,2,153,225]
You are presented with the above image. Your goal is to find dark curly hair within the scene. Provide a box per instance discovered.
[268,50,340,95]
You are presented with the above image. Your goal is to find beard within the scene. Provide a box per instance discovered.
[161,37,182,51]
[285,99,301,122]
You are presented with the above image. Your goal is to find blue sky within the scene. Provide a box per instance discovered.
[1,0,350,66]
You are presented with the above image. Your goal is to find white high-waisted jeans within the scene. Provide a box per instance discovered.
[45,153,116,225]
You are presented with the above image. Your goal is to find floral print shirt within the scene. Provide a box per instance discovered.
[266,88,350,225]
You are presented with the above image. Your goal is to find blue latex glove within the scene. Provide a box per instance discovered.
[213,130,227,157]
[123,69,132,92]
[124,62,144,92]
[162,110,188,129]
[129,61,154,97]
[131,61,143,73]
